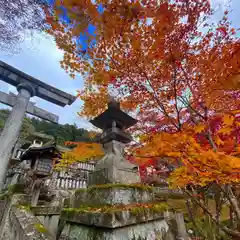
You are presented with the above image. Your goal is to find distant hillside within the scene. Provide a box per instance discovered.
[0,109,95,145]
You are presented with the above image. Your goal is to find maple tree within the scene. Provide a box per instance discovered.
[46,0,240,237]
[55,138,104,170]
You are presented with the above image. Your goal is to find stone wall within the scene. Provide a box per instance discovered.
[31,206,61,238]
[0,194,54,240]
[0,200,6,224]
[37,215,60,238]
[0,194,30,239]
[8,206,54,240]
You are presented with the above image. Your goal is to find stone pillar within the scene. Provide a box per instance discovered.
[10,173,20,185]
[0,83,35,190]
[174,212,188,240]
[12,141,22,159]
[31,188,41,206]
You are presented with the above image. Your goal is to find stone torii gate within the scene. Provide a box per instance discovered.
[0,60,77,190]
[0,91,59,123]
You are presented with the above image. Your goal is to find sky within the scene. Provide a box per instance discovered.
[0,33,93,129]
[0,0,239,130]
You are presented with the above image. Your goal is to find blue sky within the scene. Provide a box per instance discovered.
[0,0,239,129]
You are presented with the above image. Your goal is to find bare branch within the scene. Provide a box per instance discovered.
[0,0,46,53]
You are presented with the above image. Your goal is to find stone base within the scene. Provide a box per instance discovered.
[61,207,167,228]
[89,166,141,186]
[59,218,174,240]
[73,186,154,207]
[59,183,188,240]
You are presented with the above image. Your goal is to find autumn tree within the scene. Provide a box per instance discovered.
[55,141,104,170]
[55,130,104,169]
[47,0,240,237]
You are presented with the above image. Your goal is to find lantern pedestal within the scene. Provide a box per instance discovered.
[89,140,140,186]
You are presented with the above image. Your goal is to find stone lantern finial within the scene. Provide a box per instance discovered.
[107,95,120,109]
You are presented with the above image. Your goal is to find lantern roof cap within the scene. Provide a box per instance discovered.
[90,97,137,130]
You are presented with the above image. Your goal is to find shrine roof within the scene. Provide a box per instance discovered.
[20,144,62,160]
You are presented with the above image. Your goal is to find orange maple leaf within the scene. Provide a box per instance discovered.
[194,125,205,133]
[215,136,224,146]
[217,127,233,135]
[223,114,234,126]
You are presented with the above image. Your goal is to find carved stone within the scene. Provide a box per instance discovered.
[89,141,140,186]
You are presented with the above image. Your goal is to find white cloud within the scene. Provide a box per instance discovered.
[210,0,231,11]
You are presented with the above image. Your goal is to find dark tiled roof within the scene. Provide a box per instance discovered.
[20,144,61,160]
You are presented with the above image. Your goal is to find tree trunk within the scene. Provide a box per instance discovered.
[225,184,240,222]
[184,189,240,237]
[230,206,234,227]
[214,187,222,235]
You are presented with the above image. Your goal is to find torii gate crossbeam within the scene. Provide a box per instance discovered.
[0,91,59,123]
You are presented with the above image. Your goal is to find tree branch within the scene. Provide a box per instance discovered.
[184,189,240,237]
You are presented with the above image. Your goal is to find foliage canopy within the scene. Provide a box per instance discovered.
[47,2,240,236]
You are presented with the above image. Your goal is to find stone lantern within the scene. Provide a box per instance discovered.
[59,97,188,240]
[89,97,140,185]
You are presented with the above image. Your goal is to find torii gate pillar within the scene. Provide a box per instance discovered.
[0,61,77,190]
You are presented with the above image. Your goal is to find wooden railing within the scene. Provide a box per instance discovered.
[44,176,87,190]
[44,163,95,190]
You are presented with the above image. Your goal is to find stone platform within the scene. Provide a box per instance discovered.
[72,184,154,207]
[60,217,173,240]
[62,200,168,229]
[58,185,176,240]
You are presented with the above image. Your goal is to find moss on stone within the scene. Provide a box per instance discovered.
[8,184,25,194]
[0,185,25,200]
[34,223,48,233]
[75,188,87,193]
[88,183,153,192]
[130,203,169,216]
[16,204,32,212]
[131,207,147,216]
[151,203,169,213]
[62,202,168,218]
[0,192,9,200]
[131,234,147,240]
[62,206,96,218]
